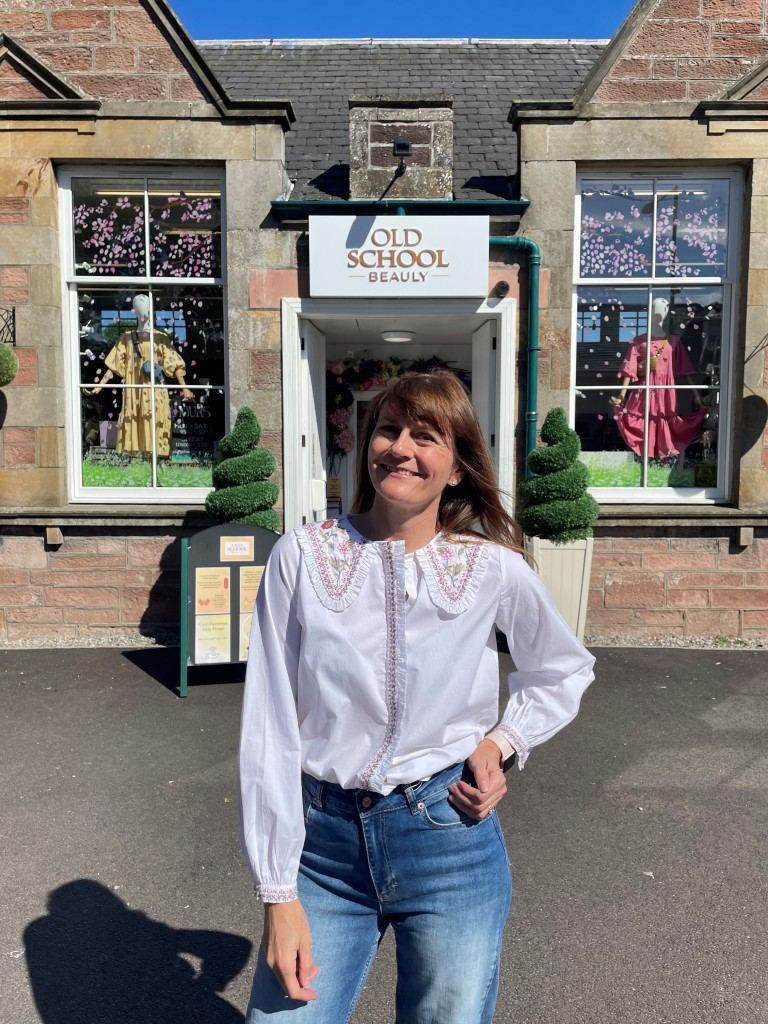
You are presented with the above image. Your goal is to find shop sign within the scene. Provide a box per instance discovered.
[309,215,489,297]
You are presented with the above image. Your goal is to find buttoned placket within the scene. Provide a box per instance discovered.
[359,542,408,792]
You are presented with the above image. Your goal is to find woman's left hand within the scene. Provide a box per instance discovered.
[448,739,507,820]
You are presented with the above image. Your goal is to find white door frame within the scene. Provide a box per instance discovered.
[281,296,517,531]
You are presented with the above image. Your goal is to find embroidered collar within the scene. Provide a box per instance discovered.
[296,517,490,614]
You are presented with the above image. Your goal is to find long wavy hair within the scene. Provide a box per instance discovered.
[350,369,523,550]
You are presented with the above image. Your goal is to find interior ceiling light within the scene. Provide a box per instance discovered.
[380,330,415,344]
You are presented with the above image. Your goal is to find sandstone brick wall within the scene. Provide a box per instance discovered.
[1,0,209,103]
[3,526,765,645]
[595,0,768,102]
[0,528,185,643]
[588,530,768,640]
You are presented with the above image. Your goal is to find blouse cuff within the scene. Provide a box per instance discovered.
[494,723,530,769]
[254,883,299,904]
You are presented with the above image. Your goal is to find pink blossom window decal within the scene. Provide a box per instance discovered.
[655,180,728,278]
[148,178,222,279]
[73,177,146,276]
[580,180,653,279]
[72,177,222,280]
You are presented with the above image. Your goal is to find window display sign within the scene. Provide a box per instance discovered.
[309,216,489,297]
[179,523,279,696]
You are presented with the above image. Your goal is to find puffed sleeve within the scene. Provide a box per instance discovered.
[493,548,595,768]
[157,340,186,379]
[239,531,304,902]
[104,335,128,377]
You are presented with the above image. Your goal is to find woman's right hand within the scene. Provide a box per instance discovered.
[262,899,319,1002]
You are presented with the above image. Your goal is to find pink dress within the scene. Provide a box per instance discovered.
[615,333,706,459]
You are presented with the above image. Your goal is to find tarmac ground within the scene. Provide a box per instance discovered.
[1,645,767,1024]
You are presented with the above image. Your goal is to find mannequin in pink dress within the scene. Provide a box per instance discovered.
[609,298,705,460]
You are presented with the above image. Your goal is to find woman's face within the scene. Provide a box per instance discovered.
[367,402,464,516]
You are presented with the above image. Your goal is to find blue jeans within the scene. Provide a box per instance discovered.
[246,761,512,1024]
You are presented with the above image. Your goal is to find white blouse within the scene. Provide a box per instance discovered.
[239,516,595,903]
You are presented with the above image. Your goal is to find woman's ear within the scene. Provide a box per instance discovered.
[448,464,465,487]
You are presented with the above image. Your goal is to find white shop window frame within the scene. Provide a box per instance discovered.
[58,164,227,504]
[572,167,741,505]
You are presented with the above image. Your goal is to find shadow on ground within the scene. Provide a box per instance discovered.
[24,880,251,1024]
[121,647,246,696]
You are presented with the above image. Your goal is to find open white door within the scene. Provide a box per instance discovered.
[471,320,497,454]
[300,320,327,524]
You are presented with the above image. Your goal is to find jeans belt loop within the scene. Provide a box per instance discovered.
[403,782,422,815]
[311,779,325,810]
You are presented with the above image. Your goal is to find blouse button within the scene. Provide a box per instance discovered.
[360,796,373,808]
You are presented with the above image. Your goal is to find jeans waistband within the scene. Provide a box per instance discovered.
[302,760,468,817]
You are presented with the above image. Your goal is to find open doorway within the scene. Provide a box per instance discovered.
[281,298,517,530]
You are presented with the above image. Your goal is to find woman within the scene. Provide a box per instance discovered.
[240,370,595,1023]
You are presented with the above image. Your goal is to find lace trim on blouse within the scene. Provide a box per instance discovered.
[254,883,299,903]
[495,722,530,770]
[297,519,490,615]
[415,535,491,613]
[296,519,375,611]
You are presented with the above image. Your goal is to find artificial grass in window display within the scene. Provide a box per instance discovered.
[81,452,213,488]
[582,458,696,488]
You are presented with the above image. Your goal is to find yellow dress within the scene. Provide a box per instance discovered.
[104,329,186,457]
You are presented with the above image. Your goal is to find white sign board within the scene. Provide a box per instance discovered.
[309,215,489,297]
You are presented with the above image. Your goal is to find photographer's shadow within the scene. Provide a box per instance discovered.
[24,880,251,1023]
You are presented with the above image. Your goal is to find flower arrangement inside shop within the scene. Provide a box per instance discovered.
[326,353,470,475]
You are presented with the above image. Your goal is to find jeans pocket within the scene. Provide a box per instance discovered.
[418,791,490,830]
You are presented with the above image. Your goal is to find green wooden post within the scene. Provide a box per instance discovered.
[179,537,189,697]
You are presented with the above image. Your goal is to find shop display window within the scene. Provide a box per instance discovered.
[62,170,225,501]
[575,174,736,501]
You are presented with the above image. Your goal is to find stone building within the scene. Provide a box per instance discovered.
[0,0,766,646]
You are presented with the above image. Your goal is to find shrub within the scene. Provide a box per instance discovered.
[205,408,279,530]
[517,407,599,544]
[0,345,19,387]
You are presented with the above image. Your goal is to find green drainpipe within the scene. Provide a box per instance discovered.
[489,236,541,477]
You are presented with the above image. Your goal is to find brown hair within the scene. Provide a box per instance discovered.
[350,369,523,550]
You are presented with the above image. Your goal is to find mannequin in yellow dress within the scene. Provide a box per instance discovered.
[84,294,194,458]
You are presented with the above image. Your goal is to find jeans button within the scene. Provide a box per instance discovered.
[360,796,373,808]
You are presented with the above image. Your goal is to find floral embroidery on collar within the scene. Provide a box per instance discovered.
[297,518,374,611]
[417,535,490,614]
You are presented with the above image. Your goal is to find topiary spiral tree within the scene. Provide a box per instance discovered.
[517,407,599,544]
[0,345,19,387]
[205,407,280,531]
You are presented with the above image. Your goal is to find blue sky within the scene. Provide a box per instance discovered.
[171,0,635,43]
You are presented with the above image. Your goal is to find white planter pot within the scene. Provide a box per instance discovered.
[524,536,594,643]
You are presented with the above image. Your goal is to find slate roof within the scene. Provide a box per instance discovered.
[199,39,605,201]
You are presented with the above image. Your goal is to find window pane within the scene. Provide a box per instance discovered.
[668,287,722,381]
[655,180,729,278]
[577,393,642,488]
[576,286,648,390]
[72,178,146,277]
[580,180,653,278]
[147,179,222,278]
[161,387,225,488]
[153,287,226,388]
[81,388,154,488]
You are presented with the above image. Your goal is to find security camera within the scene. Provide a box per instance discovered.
[393,139,413,157]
